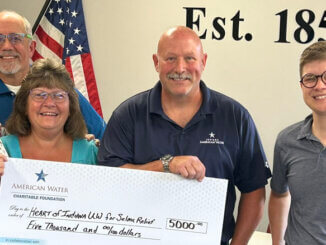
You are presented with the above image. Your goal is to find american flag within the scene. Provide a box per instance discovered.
[32,0,103,117]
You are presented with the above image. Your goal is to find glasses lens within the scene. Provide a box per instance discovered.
[322,71,326,82]
[8,33,24,44]
[302,74,317,87]
[0,34,5,43]
[52,92,68,102]
[30,91,48,102]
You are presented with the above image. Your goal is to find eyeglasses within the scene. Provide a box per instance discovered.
[0,33,32,45]
[29,89,69,103]
[300,71,326,88]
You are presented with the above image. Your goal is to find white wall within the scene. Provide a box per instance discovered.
[2,0,322,232]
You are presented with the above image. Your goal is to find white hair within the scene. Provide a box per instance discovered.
[0,10,33,37]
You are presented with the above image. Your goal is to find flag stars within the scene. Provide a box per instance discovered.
[57,8,63,15]
[71,10,78,17]
[77,45,83,52]
[74,27,81,35]
[68,37,75,44]
[36,0,98,113]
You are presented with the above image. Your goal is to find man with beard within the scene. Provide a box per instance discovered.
[98,26,271,244]
[0,10,105,139]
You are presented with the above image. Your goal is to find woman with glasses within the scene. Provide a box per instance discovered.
[0,58,97,177]
[269,41,326,245]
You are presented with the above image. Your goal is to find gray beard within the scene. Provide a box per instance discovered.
[0,62,21,75]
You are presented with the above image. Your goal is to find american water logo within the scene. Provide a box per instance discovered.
[10,169,68,202]
[35,170,48,182]
[11,169,68,194]
[200,132,224,145]
[11,183,68,193]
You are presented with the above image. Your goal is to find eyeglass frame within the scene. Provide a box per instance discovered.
[300,71,326,88]
[0,33,33,45]
[29,89,69,103]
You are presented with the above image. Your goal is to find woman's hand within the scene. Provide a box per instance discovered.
[0,154,7,177]
[0,123,7,137]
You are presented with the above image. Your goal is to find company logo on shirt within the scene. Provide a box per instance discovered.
[265,161,270,169]
[200,132,224,145]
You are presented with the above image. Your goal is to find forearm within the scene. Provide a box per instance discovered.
[268,191,290,245]
[120,156,206,181]
[230,188,266,245]
[121,160,163,172]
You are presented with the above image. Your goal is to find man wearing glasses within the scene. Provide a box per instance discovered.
[0,10,106,139]
[269,41,326,245]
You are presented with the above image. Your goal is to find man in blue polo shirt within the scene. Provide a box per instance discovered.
[0,10,105,139]
[98,26,271,244]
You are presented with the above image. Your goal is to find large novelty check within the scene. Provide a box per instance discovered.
[0,158,228,245]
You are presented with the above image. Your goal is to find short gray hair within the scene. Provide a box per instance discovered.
[0,10,33,37]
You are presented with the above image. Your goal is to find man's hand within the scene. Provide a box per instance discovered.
[85,134,100,147]
[169,156,206,181]
[121,155,206,181]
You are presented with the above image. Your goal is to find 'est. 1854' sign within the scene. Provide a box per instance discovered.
[184,7,326,44]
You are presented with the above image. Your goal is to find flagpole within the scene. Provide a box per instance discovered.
[32,0,52,34]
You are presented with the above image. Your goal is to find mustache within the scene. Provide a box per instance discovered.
[167,73,192,80]
[0,51,20,58]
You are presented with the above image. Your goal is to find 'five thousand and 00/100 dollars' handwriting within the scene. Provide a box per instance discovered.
[8,205,159,240]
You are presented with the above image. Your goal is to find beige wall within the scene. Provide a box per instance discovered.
[2,0,322,232]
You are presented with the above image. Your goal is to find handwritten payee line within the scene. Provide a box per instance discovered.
[27,216,162,230]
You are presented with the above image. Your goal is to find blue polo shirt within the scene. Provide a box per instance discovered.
[0,79,15,126]
[0,79,106,139]
[98,81,271,242]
